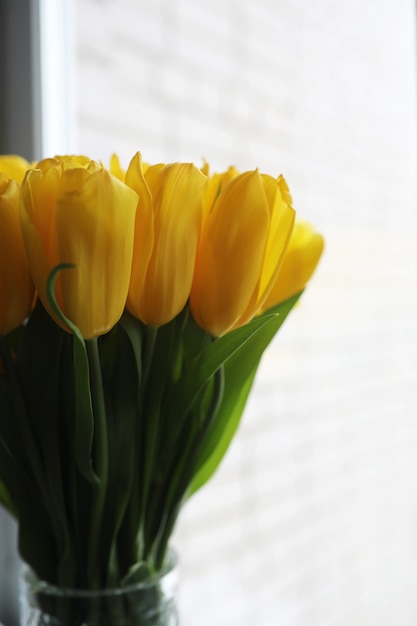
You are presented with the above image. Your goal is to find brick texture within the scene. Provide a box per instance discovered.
[74,1,417,624]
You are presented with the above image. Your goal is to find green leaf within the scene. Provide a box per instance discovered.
[189,292,302,495]
[46,264,98,485]
[14,302,78,584]
[0,335,45,488]
[151,367,224,568]
[174,312,279,418]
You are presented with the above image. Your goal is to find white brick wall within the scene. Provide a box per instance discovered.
[74,1,417,624]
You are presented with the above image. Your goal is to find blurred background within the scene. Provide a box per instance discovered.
[1,1,417,625]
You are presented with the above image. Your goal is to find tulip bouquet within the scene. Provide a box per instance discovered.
[0,153,323,597]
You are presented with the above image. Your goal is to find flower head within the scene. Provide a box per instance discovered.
[126,153,207,326]
[190,170,295,335]
[20,156,138,338]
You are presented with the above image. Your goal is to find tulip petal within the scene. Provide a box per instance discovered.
[125,153,154,319]
[0,155,30,183]
[20,168,62,310]
[135,163,206,326]
[259,176,295,296]
[0,177,34,334]
[191,171,270,336]
[109,154,125,182]
[56,170,138,338]
[261,221,325,311]
[202,166,239,224]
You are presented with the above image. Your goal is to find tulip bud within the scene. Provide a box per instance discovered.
[126,154,207,326]
[0,175,34,334]
[190,170,295,336]
[19,157,138,339]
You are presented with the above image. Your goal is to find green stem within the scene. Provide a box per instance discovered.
[137,326,159,551]
[86,338,109,586]
[142,325,158,389]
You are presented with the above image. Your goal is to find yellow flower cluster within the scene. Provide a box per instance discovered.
[0,153,323,339]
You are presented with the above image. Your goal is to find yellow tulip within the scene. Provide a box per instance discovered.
[126,154,207,326]
[260,220,324,311]
[190,170,295,336]
[0,154,31,183]
[19,157,138,339]
[0,175,34,335]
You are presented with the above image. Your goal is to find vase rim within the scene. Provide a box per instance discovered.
[21,547,178,597]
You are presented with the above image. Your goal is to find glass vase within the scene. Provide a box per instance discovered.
[19,552,179,626]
